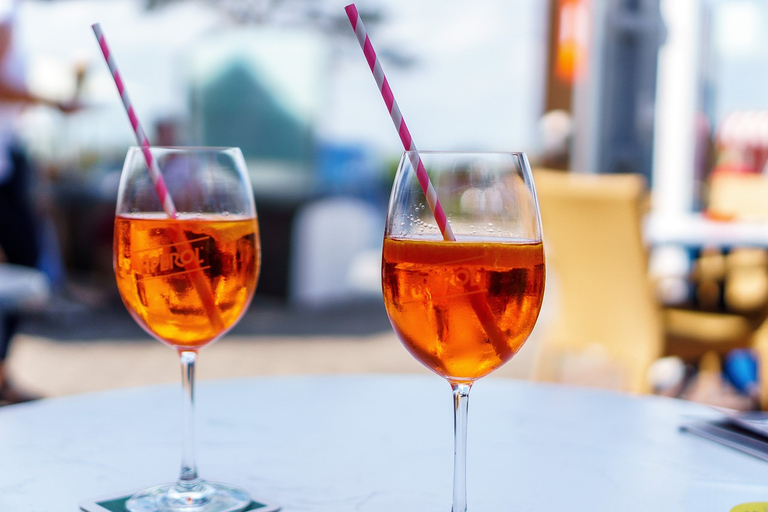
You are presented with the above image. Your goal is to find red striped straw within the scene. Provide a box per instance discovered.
[91,23,178,219]
[345,4,455,241]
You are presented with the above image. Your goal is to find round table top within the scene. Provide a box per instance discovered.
[1,374,768,511]
[0,262,49,310]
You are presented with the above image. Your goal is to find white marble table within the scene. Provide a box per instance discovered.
[1,374,768,511]
[0,262,49,311]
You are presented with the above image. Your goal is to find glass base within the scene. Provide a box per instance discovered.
[125,481,251,512]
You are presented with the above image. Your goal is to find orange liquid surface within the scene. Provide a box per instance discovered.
[382,238,545,382]
[114,214,260,349]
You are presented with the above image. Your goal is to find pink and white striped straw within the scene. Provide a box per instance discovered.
[92,23,178,219]
[345,4,455,241]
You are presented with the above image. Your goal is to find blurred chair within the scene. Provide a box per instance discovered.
[289,196,382,307]
[705,171,768,408]
[706,171,768,221]
[532,169,663,393]
[532,168,760,395]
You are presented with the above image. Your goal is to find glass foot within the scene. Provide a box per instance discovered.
[125,481,251,512]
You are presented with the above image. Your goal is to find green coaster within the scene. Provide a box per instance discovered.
[83,495,274,512]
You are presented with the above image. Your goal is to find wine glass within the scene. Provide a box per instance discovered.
[381,151,545,511]
[114,146,260,512]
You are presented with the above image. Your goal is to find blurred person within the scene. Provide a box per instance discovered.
[155,117,182,146]
[0,0,80,405]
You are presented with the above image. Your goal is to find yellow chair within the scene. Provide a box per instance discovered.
[532,169,663,393]
[532,168,757,394]
[707,171,768,221]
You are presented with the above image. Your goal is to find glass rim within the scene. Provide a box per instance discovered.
[402,150,527,156]
[126,145,243,152]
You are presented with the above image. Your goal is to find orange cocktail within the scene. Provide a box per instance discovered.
[381,150,544,512]
[113,146,260,512]
[114,213,260,349]
[382,238,545,381]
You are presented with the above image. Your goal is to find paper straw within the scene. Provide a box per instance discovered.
[91,23,177,219]
[92,23,225,334]
[344,5,521,363]
[345,4,455,242]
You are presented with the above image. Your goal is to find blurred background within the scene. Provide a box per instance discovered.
[5,0,768,406]
[12,0,550,302]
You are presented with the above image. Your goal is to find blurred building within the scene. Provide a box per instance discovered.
[186,27,325,195]
[544,0,664,181]
[546,0,768,217]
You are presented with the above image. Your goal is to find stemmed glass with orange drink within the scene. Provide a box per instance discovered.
[382,150,545,512]
[113,146,260,512]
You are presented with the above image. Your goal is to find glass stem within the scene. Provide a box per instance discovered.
[177,350,202,492]
[451,382,472,512]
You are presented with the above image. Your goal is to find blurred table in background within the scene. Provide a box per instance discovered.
[645,211,768,356]
[1,375,767,511]
[646,212,768,249]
